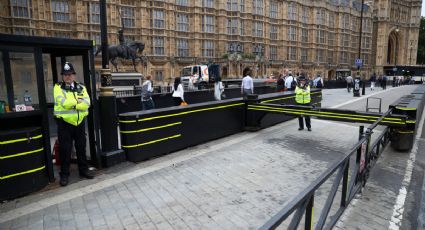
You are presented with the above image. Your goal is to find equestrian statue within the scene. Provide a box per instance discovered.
[95,26,145,72]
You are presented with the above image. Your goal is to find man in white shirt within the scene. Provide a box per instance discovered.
[141,75,155,110]
[284,73,297,91]
[346,75,353,92]
[241,67,254,99]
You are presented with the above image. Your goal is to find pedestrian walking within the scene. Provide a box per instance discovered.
[285,72,297,91]
[141,75,155,110]
[370,73,377,91]
[276,74,285,92]
[382,75,387,90]
[313,74,324,88]
[214,75,225,100]
[172,77,185,106]
[295,76,312,131]
[54,62,95,186]
[346,75,353,92]
[241,67,254,99]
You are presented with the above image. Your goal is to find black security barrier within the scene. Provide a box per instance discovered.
[0,127,48,201]
[118,90,322,162]
[246,91,322,130]
[119,99,245,162]
[390,85,425,151]
[116,86,278,114]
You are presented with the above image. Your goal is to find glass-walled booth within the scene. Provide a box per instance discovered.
[0,34,100,200]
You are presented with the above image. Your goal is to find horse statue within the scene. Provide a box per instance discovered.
[95,41,145,72]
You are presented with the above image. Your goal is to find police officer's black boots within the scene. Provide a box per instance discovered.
[79,169,95,179]
[60,176,69,186]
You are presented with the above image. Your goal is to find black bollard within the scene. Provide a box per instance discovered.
[353,78,361,97]
[244,94,261,131]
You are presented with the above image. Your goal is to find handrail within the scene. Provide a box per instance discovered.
[260,111,392,230]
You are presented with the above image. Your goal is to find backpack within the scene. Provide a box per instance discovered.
[316,79,323,88]
[277,78,284,86]
[141,82,152,100]
[290,78,297,90]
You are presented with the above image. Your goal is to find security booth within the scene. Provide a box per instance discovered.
[0,34,100,200]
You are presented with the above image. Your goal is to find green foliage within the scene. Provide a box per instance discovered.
[417,17,425,64]
[222,53,229,59]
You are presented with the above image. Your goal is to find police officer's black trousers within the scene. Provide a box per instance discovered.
[297,103,311,129]
[58,119,89,177]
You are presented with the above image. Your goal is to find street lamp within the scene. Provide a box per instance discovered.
[228,42,243,78]
[98,0,123,164]
[357,0,372,95]
[253,44,264,77]
[409,40,415,65]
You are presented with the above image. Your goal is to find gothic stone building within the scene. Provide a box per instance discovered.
[0,0,421,84]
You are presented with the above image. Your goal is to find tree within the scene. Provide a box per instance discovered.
[417,17,425,64]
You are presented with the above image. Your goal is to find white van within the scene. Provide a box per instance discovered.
[181,65,209,89]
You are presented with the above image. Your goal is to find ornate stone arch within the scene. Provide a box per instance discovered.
[387,28,401,65]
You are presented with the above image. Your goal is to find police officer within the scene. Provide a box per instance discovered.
[54,62,95,186]
[295,75,312,131]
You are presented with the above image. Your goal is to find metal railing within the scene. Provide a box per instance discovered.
[96,86,175,98]
[260,109,392,230]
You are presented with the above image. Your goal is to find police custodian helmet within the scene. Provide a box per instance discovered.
[61,62,76,75]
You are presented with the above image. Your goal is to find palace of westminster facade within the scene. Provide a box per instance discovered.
[0,0,421,83]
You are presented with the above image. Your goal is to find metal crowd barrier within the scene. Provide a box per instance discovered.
[260,113,392,230]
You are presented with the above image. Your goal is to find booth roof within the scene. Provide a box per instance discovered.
[0,33,93,56]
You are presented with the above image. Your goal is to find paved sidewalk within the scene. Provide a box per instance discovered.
[0,85,421,230]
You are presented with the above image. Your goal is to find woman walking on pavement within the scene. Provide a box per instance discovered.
[172,77,185,106]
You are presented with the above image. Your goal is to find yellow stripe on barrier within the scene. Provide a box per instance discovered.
[261,96,295,103]
[311,207,314,230]
[138,103,245,122]
[0,134,43,145]
[122,134,182,148]
[249,105,403,122]
[118,119,138,123]
[248,107,406,124]
[396,107,417,111]
[120,122,182,134]
[0,165,46,180]
[396,130,414,134]
[253,107,407,124]
[406,120,416,124]
[0,148,44,160]
[248,107,371,122]
[119,103,245,123]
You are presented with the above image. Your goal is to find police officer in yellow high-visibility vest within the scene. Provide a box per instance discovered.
[54,62,95,186]
[295,75,312,131]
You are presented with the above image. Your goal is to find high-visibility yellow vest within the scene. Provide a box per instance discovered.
[295,85,311,104]
[53,82,90,126]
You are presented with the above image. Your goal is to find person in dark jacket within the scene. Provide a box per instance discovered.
[370,73,377,91]
[276,74,285,92]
